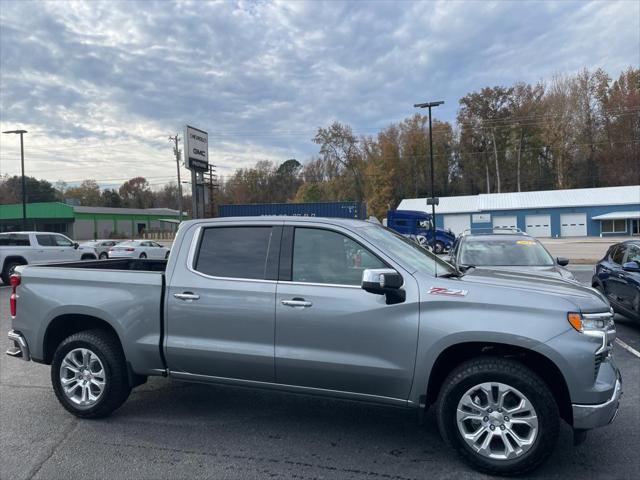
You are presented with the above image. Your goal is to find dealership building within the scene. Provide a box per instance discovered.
[0,202,182,239]
[398,185,640,237]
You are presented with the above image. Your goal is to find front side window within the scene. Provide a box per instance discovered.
[195,226,273,280]
[52,235,74,247]
[292,228,386,285]
[626,245,640,264]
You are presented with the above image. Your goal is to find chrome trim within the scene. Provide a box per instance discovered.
[7,330,30,361]
[281,299,313,308]
[277,280,361,289]
[573,378,622,429]
[173,293,200,301]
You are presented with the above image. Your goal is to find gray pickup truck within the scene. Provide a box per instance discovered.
[6,217,621,475]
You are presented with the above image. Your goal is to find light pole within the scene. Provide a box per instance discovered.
[2,129,28,230]
[413,101,444,251]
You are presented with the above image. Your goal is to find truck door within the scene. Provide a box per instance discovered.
[34,234,76,263]
[165,224,281,382]
[275,225,420,400]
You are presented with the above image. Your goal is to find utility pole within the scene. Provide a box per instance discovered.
[203,164,218,217]
[413,101,444,252]
[169,134,183,222]
[3,129,28,230]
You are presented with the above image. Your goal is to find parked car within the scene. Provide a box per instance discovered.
[448,229,576,281]
[107,240,170,259]
[6,217,620,475]
[592,239,640,320]
[79,240,120,260]
[0,231,97,284]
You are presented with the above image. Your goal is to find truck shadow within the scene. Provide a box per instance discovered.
[107,378,611,479]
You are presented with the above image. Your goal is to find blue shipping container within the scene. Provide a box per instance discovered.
[218,202,367,219]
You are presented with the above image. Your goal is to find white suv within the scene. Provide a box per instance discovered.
[0,232,97,284]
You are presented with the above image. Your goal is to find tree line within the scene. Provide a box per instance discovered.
[1,67,637,219]
[218,67,639,218]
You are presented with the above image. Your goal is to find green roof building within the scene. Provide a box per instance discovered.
[0,202,183,240]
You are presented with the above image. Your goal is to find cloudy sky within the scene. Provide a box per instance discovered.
[0,0,638,188]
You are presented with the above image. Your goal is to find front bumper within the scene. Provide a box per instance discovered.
[6,329,30,361]
[572,376,622,430]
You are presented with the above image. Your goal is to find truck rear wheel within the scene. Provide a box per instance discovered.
[51,329,131,418]
[436,357,559,476]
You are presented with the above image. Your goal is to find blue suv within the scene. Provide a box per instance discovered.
[593,240,640,320]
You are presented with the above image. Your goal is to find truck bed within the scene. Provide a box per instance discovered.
[14,259,166,375]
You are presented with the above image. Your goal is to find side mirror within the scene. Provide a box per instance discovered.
[74,242,80,249]
[622,261,640,272]
[556,257,569,266]
[361,268,405,304]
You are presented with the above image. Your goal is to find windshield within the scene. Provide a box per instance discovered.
[359,224,455,276]
[459,237,555,266]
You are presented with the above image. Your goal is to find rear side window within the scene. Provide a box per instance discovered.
[611,245,626,265]
[36,234,55,246]
[0,234,30,246]
[194,227,273,280]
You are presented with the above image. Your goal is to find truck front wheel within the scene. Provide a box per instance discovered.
[434,240,445,254]
[51,329,131,418]
[436,357,559,475]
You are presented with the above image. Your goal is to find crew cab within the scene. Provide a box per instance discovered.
[6,217,621,475]
[0,231,97,284]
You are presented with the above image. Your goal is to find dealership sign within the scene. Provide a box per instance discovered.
[185,125,209,170]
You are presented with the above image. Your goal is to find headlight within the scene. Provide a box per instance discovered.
[567,310,616,354]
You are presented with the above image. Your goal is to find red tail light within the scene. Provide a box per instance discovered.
[9,274,21,288]
[125,248,135,251]
[9,274,20,317]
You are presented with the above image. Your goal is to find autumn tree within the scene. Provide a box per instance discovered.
[119,177,153,208]
[64,179,102,206]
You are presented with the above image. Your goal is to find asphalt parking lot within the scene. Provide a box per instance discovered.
[1,267,639,480]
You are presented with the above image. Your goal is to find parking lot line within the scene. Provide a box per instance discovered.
[616,338,640,359]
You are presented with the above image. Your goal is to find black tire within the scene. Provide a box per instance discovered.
[99,252,108,260]
[51,329,131,419]
[165,251,170,259]
[1,261,22,285]
[436,357,559,476]
[434,241,445,254]
[139,253,147,259]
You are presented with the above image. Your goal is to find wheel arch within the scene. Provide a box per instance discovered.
[43,314,122,365]
[2,255,28,272]
[424,341,573,425]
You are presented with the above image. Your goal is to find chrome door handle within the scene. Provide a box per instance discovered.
[281,299,313,308]
[174,293,200,301]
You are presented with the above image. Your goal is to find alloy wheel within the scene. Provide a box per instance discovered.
[456,382,538,460]
[59,348,106,407]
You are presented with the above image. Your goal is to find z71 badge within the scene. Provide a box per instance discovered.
[428,286,468,297]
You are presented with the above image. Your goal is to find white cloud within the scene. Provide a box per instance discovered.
[0,0,637,186]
